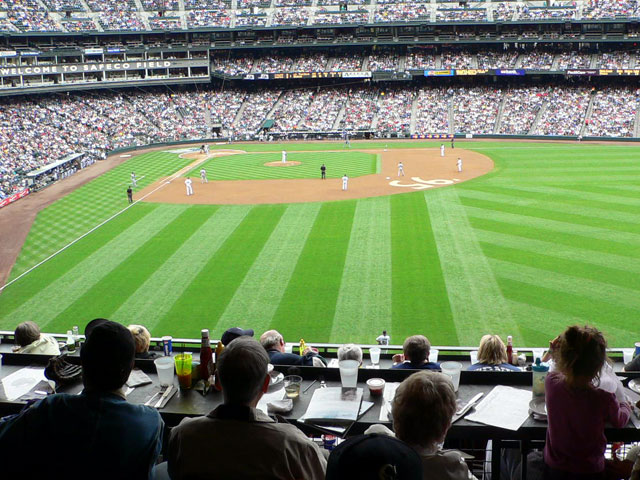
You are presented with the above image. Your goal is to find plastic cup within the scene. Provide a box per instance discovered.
[338,359,359,388]
[284,344,293,354]
[369,347,381,365]
[366,378,385,397]
[284,375,302,398]
[174,353,192,389]
[428,349,439,363]
[469,350,478,365]
[440,361,463,392]
[623,349,635,364]
[154,356,175,387]
[532,349,545,364]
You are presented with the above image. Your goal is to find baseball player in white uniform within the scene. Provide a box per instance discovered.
[398,162,405,177]
[342,174,348,191]
[185,178,193,196]
[282,151,287,163]
[457,157,463,172]
[440,144,445,157]
[200,168,208,183]
[131,172,137,187]
[204,144,210,154]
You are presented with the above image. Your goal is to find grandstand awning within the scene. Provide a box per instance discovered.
[260,119,275,130]
[26,152,85,178]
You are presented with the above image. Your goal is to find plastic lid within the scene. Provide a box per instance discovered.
[201,329,209,336]
[532,357,549,372]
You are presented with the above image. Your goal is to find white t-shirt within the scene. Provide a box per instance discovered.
[185,179,192,186]
[376,334,390,345]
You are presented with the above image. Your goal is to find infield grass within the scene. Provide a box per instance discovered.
[1,141,640,347]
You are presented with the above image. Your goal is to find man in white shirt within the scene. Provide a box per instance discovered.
[200,168,208,183]
[376,330,390,346]
[398,162,405,177]
[185,178,193,196]
[456,158,462,173]
[440,144,445,157]
[342,174,348,191]
[282,151,287,163]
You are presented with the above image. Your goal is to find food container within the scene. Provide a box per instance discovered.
[366,378,385,397]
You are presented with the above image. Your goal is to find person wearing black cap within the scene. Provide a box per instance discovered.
[326,433,423,480]
[220,326,254,346]
[0,318,164,479]
[167,336,327,480]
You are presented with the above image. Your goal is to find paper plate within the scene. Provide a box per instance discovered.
[529,397,547,417]
[629,378,640,395]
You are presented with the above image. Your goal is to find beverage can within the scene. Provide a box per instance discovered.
[635,342,640,357]
[162,336,173,356]
[322,434,337,450]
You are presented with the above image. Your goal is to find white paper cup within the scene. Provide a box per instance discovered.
[284,344,293,354]
[532,349,545,364]
[440,361,463,392]
[338,359,359,388]
[154,356,175,387]
[428,349,439,363]
[369,347,381,365]
[623,349,635,364]
[469,350,478,365]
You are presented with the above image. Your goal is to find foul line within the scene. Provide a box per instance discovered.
[0,171,180,293]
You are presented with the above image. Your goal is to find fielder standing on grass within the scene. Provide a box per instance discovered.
[200,168,208,183]
[457,157,463,173]
[185,178,193,196]
[321,164,326,179]
[342,174,348,191]
[131,171,137,187]
[282,150,287,163]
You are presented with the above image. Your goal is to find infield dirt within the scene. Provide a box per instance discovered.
[139,148,493,205]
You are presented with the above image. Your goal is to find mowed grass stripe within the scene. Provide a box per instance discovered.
[464,205,640,245]
[270,202,356,343]
[10,151,192,279]
[505,299,634,348]
[191,152,376,181]
[330,197,392,340]
[110,206,249,332]
[428,188,522,345]
[152,205,286,337]
[475,229,640,274]
[493,184,640,209]
[4,204,186,330]
[490,258,640,314]
[0,206,154,317]
[457,188,640,226]
[214,203,321,338]
[390,193,455,345]
[45,207,215,333]
[495,277,638,347]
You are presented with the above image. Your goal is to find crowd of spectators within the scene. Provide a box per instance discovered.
[98,11,146,31]
[376,88,413,133]
[142,0,179,11]
[499,87,549,135]
[2,83,640,193]
[436,4,486,22]
[60,18,99,31]
[235,13,268,26]
[583,0,639,18]
[441,50,475,69]
[516,5,576,20]
[330,53,364,71]
[405,51,437,70]
[3,0,61,32]
[149,17,183,30]
[536,87,591,136]
[367,53,398,71]
[491,2,518,21]
[555,51,593,69]
[312,10,369,25]
[519,50,555,70]
[253,54,296,73]
[374,3,430,22]
[295,53,328,71]
[586,88,638,137]
[453,87,501,134]
[413,88,450,134]
[186,10,231,28]
[42,0,84,11]
[271,7,309,26]
[211,55,254,75]
[596,51,634,69]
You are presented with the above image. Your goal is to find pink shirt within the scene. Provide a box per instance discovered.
[544,372,631,473]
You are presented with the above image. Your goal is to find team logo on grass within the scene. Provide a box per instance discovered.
[389,177,457,190]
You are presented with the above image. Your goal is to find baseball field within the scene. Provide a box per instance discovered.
[0,140,639,348]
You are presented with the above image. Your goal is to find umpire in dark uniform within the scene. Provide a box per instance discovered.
[127,186,133,204]
[321,164,326,180]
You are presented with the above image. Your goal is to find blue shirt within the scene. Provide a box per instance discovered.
[467,362,521,372]
[392,361,441,370]
[0,391,163,479]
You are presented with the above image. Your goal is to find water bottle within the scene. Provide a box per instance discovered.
[532,358,549,398]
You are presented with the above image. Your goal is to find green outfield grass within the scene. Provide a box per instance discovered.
[1,140,639,347]
[186,151,379,181]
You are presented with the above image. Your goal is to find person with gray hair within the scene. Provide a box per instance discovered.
[337,343,363,365]
[167,337,327,480]
[260,329,327,367]
[366,371,477,480]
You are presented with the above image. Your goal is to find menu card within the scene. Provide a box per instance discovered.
[465,385,532,431]
[299,387,363,425]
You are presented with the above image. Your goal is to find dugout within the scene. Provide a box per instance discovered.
[26,152,86,191]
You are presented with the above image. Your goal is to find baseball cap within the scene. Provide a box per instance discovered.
[326,434,423,480]
[221,327,254,346]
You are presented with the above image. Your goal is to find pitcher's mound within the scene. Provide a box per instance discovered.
[265,161,302,167]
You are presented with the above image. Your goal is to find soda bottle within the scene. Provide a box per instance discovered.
[506,335,513,365]
[199,329,213,382]
[299,338,307,356]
